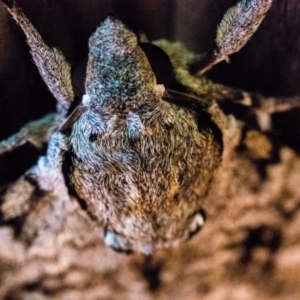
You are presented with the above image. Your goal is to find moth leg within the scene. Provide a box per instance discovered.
[190,0,273,75]
[183,77,300,132]
[1,132,68,220]
[155,40,300,132]
[0,113,60,156]
[182,75,300,132]
[2,0,75,115]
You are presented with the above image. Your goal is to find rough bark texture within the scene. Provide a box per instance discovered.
[1,1,300,299]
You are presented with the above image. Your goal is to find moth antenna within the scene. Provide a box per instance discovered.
[190,0,273,76]
[163,89,208,108]
[2,0,75,115]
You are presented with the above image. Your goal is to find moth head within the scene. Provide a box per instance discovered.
[85,16,165,110]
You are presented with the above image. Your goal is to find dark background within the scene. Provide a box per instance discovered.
[0,0,300,185]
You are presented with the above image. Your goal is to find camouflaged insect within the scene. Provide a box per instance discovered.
[0,0,283,254]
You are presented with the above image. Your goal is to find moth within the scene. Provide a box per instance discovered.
[1,0,297,256]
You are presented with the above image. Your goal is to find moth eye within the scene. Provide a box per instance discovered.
[140,43,173,87]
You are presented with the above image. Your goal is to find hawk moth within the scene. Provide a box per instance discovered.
[1,0,298,257]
